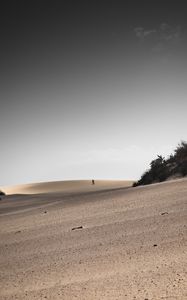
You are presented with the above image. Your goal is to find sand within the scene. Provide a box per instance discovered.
[0,178,186,299]
[1,179,133,195]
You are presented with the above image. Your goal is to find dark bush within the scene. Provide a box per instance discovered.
[133,141,187,187]
[174,141,187,162]
[178,160,187,176]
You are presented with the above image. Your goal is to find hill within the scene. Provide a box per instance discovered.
[0,178,186,299]
[1,180,133,195]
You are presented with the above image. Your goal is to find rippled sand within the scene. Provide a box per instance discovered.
[0,179,186,299]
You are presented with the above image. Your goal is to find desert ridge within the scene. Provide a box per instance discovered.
[1,179,133,195]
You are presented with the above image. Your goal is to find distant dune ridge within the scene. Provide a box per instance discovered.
[0,178,186,299]
[1,179,133,195]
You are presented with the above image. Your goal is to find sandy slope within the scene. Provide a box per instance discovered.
[0,178,186,299]
[1,180,133,195]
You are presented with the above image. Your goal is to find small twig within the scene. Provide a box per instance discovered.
[72,226,83,231]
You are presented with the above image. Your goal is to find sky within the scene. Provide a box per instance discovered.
[1,1,187,186]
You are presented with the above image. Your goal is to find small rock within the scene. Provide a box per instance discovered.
[72,226,83,231]
[161,212,168,215]
[153,244,157,247]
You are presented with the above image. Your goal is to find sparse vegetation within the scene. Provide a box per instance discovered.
[133,141,187,187]
[0,190,5,196]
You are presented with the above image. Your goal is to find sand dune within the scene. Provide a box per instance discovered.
[0,178,187,299]
[1,180,133,195]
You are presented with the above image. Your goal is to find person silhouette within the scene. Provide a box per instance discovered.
[92,179,95,185]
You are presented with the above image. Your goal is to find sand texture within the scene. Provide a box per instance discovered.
[1,180,133,195]
[0,179,187,299]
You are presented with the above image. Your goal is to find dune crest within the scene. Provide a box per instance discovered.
[1,180,133,195]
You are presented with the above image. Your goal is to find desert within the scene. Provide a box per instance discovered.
[1,1,187,299]
[0,178,186,299]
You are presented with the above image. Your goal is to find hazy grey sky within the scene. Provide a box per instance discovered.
[1,1,187,186]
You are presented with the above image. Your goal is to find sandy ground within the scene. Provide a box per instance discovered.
[0,179,186,299]
[1,180,133,195]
